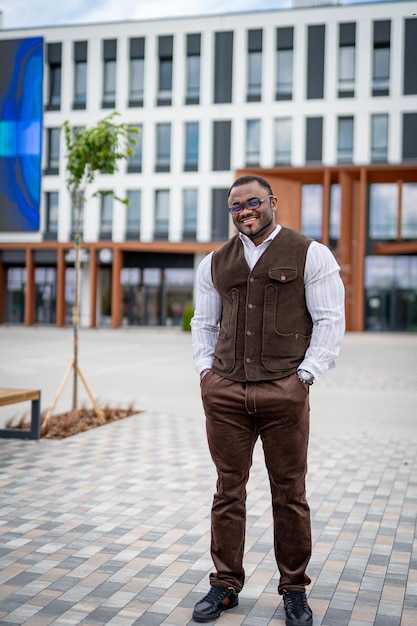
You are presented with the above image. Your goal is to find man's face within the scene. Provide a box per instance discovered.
[228,181,277,246]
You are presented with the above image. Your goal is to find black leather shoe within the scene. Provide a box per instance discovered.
[192,585,238,623]
[283,591,313,626]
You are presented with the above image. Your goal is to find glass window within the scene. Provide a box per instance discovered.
[247,51,262,101]
[74,61,87,107]
[183,188,198,239]
[338,46,355,96]
[127,125,143,172]
[126,190,141,236]
[100,193,113,236]
[156,123,171,172]
[47,128,60,172]
[129,57,144,104]
[402,183,417,239]
[155,190,169,238]
[301,185,323,240]
[45,191,59,233]
[103,60,116,105]
[245,119,261,167]
[184,122,199,171]
[158,58,172,102]
[329,184,341,246]
[373,47,390,94]
[371,114,388,163]
[274,118,291,166]
[186,55,200,103]
[276,49,293,99]
[369,183,397,239]
[49,64,61,107]
[337,117,354,163]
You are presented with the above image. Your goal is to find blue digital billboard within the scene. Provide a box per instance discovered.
[0,37,43,232]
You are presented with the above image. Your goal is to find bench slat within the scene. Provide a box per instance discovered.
[0,389,40,407]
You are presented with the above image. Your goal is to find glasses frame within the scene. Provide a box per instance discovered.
[228,195,274,215]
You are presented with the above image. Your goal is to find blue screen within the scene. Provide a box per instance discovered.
[0,37,43,232]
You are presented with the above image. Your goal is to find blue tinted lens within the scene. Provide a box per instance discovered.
[246,199,261,209]
[229,204,243,214]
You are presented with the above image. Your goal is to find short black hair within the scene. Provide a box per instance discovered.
[228,175,273,198]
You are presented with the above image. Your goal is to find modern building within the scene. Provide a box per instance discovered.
[0,0,416,331]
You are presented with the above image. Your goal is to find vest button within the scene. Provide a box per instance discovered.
[249,277,255,283]
[245,358,252,364]
[281,274,286,281]
[248,303,254,309]
[246,330,252,336]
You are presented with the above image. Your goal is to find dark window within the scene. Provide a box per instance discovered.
[184,122,199,171]
[186,34,201,104]
[211,188,230,241]
[158,36,173,106]
[214,31,233,104]
[127,125,143,172]
[102,39,117,108]
[371,114,388,163]
[100,193,113,239]
[126,190,141,239]
[337,117,354,163]
[245,119,260,166]
[129,37,145,107]
[156,123,171,172]
[372,20,390,96]
[276,27,293,100]
[338,23,355,98]
[47,43,62,110]
[73,41,87,109]
[402,113,417,161]
[307,25,325,100]
[212,121,231,171]
[247,29,262,102]
[305,117,323,164]
[154,190,170,239]
[183,188,198,240]
[403,18,417,95]
[45,128,60,174]
[45,191,59,238]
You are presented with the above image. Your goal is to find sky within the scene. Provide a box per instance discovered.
[0,0,396,30]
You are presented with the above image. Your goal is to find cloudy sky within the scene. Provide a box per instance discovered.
[0,0,394,30]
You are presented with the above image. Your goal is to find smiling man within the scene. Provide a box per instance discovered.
[191,175,345,625]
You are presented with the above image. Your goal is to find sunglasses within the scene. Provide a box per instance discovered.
[228,195,274,215]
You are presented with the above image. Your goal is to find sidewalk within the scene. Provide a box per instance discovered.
[1,327,416,625]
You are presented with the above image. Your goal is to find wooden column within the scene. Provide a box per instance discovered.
[338,171,354,331]
[350,168,367,331]
[56,247,66,326]
[111,246,122,329]
[321,169,331,246]
[24,248,35,326]
[89,247,97,328]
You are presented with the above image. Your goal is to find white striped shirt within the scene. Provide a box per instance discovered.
[191,225,345,379]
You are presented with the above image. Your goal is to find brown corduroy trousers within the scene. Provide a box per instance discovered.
[200,370,312,594]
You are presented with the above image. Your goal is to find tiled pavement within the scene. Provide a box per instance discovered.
[1,328,417,625]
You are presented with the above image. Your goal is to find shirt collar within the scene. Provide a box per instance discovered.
[239,224,282,247]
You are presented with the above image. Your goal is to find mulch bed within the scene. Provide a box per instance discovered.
[5,404,139,439]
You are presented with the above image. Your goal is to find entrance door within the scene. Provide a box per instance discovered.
[365,256,417,331]
[35,268,56,323]
[5,267,26,323]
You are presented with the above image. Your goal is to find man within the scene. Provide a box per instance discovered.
[190,175,345,625]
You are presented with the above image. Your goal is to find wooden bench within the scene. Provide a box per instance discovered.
[0,388,41,440]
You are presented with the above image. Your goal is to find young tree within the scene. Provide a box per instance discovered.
[43,113,138,429]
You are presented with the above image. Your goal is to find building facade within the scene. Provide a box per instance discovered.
[0,0,416,331]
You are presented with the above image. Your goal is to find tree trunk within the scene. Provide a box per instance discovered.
[72,190,83,411]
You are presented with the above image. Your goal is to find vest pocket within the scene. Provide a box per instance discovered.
[214,288,239,373]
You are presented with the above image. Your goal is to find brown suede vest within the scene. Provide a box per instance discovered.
[211,227,313,382]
